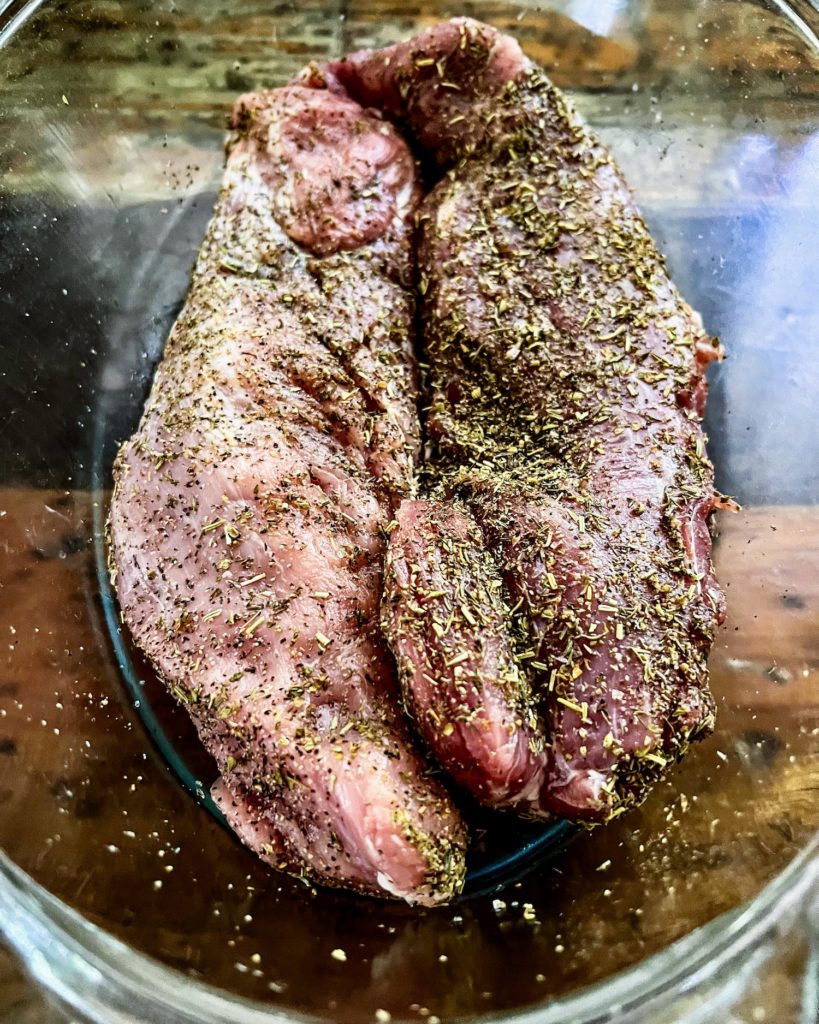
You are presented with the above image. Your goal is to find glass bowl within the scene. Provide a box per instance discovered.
[1,1,818,1022]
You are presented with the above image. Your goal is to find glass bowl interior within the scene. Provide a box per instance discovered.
[1,0,818,1021]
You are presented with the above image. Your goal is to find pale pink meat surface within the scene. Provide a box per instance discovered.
[108,83,466,904]
[342,19,729,822]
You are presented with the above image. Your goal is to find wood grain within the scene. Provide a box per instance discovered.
[0,488,816,1023]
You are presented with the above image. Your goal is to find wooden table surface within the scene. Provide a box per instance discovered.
[0,494,816,1024]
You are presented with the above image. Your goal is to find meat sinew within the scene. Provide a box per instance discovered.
[108,82,467,904]
[335,19,731,823]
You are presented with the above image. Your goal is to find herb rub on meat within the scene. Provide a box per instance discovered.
[108,82,466,904]
[333,19,733,823]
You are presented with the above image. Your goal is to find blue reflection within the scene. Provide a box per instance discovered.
[565,0,628,39]
[717,132,819,504]
[650,131,819,505]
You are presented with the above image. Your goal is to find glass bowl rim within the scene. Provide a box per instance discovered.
[1,842,817,1024]
[1,0,818,1019]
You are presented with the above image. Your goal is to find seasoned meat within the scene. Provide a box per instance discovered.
[383,499,548,810]
[336,20,731,822]
[108,82,467,904]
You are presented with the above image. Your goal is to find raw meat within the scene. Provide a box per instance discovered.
[108,82,467,904]
[335,19,730,822]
